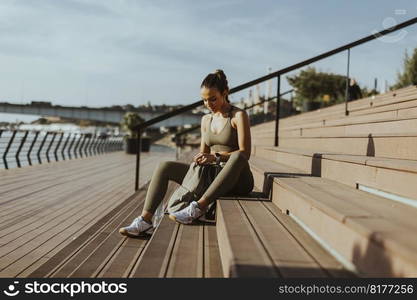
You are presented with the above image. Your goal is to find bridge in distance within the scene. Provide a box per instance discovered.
[0,102,203,128]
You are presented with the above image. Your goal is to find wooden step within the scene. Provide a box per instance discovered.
[272,135,417,161]
[216,199,353,277]
[249,87,417,137]
[253,146,417,200]
[276,117,417,138]
[248,155,309,195]
[273,85,417,126]
[270,176,417,277]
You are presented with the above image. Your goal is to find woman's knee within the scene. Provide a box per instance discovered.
[154,161,176,178]
[156,161,176,172]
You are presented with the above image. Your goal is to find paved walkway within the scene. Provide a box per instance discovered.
[0,145,175,277]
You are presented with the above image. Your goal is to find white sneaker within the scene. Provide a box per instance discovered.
[169,201,205,224]
[119,216,154,237]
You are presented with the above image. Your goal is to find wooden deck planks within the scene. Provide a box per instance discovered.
[4,148,225,278]
[0,148,176,277]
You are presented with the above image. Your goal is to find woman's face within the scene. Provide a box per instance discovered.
[200,86,226,112]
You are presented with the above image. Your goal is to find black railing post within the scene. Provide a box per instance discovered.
[61,133,71,160]
[78,134,87,158]
[73,133,82,159]
[46,132,57,163]
[16,131,28,168]
[3,130,17,169]
[274,75,281,147]
[98,137,105,154]
[27,131,39,166]
[88,135,95,156]
[68,133,77,159]
[37,132,49,165]
[345,48,351,116]
[135,130,142,191]
[95,136,102,155]
[90,135,97,156]
[83,134,91,157]
[54,132,64,162]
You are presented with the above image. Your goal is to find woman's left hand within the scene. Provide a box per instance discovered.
[195,153,215,165]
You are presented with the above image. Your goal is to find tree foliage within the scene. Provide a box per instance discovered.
[286,67,347,107]
[392,49,417,90]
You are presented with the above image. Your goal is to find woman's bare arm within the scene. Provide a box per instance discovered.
[199,115,210,153]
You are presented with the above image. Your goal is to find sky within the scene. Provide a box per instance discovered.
[1,0,417,122]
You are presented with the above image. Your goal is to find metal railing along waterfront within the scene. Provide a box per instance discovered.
[132,17,417,191]
[0,130,124,170]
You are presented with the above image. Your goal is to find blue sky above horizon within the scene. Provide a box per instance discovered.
[1,0,417,119]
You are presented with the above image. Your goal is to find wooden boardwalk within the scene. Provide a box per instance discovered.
[23,149,223,278]
[0,146,175,277]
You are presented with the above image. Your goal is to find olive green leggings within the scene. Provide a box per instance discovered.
[143,151,254,214]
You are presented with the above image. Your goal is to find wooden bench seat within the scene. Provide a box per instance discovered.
[271,85,417,127]
[248,153,417,276]
[216,198,353,277]
[271,175,417,277]
[252,147,417,200]
[274,135,417,161]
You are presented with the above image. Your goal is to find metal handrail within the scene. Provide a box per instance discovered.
[0,130,124,169]
[243,89,293,111]
[133,17,417,190]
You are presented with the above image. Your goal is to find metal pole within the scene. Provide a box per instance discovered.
[274,75,281,147]
[135,130,142,191]
[83,134,91,157]
[73,133,82,159]
[98,136,105,154]
[54,132,64,161]
[27,131,39,166]
[61,133,71,160]
[95,135,102,155]
[78,134,87,158]
[3,130,17,169]
[37,132,49,164]
[88,135,95,156]
[46,132,57,163]
[68,133,77,159]
[345,48,351,116]
[16,131,29,168]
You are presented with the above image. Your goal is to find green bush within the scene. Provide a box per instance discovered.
[120,112,144,138]
[392,48,417,90]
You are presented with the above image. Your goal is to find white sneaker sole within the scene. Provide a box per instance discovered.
[119,227,153,238]
[169,214,202,225]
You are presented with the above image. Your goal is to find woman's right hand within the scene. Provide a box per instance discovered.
[193,152,215,165]
[193,152,204,164]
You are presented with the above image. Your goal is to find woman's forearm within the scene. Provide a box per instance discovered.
[214,149,250,162]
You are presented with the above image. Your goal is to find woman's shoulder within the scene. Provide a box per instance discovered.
[230,106,248,118]
[201,114,211,130]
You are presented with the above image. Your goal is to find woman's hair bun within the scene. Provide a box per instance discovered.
[214,69,225,78]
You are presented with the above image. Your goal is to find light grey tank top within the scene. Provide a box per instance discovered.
[203,106,239,153]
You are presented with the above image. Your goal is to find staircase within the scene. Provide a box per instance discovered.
[221,85,417,277]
